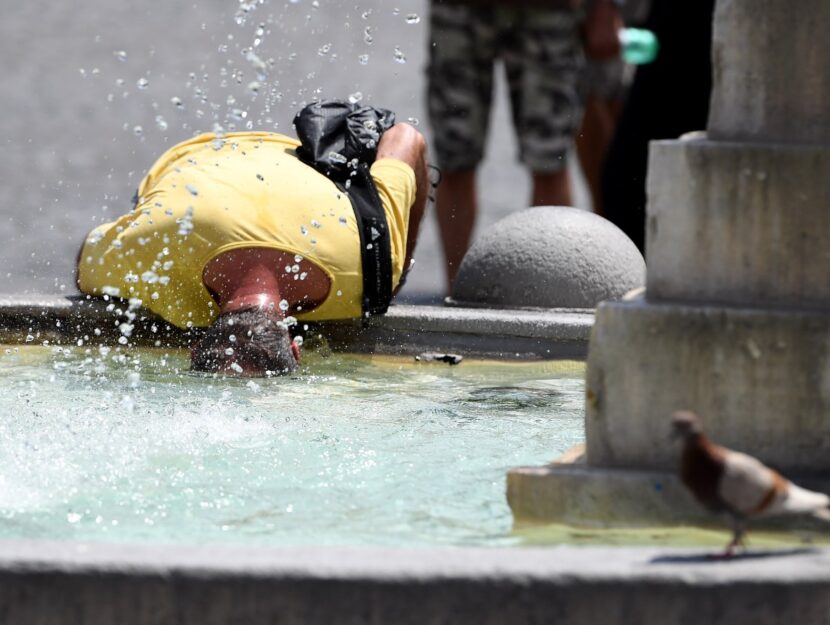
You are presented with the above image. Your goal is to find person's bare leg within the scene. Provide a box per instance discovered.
[532,167,572,207]
[575,95,622,216]
[436,168,477,289]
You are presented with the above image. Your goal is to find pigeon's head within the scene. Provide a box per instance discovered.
[671,410,703,439]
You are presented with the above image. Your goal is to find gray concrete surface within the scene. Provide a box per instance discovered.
[0,294,594,359]
[584,294,830,473]
[452,206,645,309]
[708,0,830,144]
[509,460,830,531]
[646,137,830,308]
[2,539,830,625]
[1,0,587,301]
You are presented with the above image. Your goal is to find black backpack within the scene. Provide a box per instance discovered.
[293,100,396,317]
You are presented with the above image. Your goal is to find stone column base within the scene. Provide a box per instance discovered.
[507,456,830,531]
[585,295,830,473]
[646,138,830,308]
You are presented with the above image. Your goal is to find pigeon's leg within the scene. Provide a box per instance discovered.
[723,516,746,557]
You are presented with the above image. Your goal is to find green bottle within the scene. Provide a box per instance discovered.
[619,28,659,65]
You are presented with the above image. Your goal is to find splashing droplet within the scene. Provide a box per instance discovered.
[155,115,168,131]
[348,91,363,104]
[358,54,369,65]
[327,152,348,165]
[114,50,127,62]
[393,47,407,64]
[137,77,149,90]
[405,13,420,24]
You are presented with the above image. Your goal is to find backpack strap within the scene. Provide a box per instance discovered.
[338,163,393,317]
[292,100,397,318]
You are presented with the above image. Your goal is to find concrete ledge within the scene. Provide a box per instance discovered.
[2,540,830,625]
[508,463,710,528]
[508,462,830,532]
[0,294,594,360]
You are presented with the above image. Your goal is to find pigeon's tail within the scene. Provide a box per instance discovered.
[777,483,830,515]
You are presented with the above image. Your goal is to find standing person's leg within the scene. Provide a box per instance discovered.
[435,169,476,286]
[531,168,572,207]
[503,7,584,208]
[427,2,496,289]
[575,57,626,216]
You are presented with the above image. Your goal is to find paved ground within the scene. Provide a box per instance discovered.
[1,0,587,302]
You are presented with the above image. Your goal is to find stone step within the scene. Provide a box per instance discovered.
[708,0,830,144]
[585,296,830,474]
[508,460,830,532]
[646,138,830,308]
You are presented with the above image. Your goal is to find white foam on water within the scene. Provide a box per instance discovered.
[0,347,585,547]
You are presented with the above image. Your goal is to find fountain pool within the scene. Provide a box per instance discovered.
[0,345,584,548]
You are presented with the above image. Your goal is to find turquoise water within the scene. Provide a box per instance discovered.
[0,345,585,547]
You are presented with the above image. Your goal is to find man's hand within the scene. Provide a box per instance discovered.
[582,0,623,60]
[376,123,427,176]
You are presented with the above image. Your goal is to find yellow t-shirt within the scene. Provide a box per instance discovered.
[77,132,416,328]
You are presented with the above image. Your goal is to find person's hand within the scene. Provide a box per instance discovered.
[582,0,623,60]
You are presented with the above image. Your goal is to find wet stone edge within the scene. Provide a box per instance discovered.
[0,295,594,360]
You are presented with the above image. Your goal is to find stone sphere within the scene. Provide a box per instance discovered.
[451,206,645,309]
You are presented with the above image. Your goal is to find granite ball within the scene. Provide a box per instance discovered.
[451,206,645,309]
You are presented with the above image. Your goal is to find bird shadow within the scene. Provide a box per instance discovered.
[650,547,819,565]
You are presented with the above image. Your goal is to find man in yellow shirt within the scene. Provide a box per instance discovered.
[77,122,428,376]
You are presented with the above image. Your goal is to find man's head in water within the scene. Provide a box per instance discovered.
[190,307,300,376]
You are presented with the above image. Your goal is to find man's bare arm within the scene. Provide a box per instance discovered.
[376,123,429,275]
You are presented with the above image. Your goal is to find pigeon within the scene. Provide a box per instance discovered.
[671,410,830,556]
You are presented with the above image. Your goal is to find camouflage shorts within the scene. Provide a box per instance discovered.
[427,2,584,173]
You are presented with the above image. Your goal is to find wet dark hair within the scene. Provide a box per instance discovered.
[191,308,298,376]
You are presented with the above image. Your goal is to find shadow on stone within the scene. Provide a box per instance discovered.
[650,547,819,565]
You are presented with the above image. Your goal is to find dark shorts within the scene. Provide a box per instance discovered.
[427,2,584,173]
